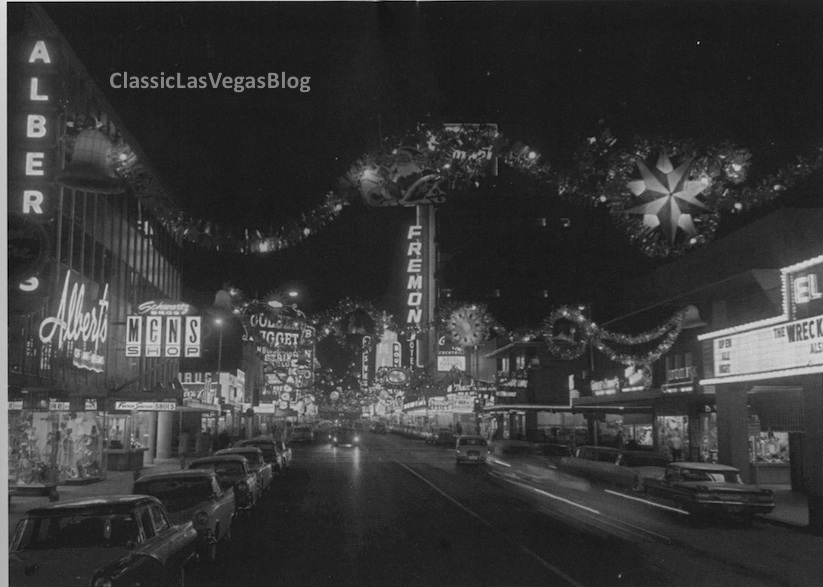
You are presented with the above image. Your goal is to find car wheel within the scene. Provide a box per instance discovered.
[632,475,645,493]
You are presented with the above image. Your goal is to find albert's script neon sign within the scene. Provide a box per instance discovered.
[39,272,109,358]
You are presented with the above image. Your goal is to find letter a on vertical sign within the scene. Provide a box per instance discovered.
[146,316,162,357]
[185,316,202,357]
[126,315,142,357]
[165,316,181,357]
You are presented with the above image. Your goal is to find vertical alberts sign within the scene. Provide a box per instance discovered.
[10,36,60,300]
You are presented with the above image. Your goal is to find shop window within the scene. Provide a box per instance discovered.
[657,415,689,460]
[39,342,53,372]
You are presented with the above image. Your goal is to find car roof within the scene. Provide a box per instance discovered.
[189,454,249,465]
[458,435,486,440]
[135,470,216,483]
[26,495,161,516]
[668,462,739,471]
[216,447,262,454]
[239,438,275,445]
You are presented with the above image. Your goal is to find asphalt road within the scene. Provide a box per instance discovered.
[186,432,822,587]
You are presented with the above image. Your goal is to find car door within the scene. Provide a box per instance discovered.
[149,503,195,580]
[212,476,235,538]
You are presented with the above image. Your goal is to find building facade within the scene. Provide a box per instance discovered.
[7,5,197,490]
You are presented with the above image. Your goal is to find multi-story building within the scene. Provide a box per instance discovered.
[7,5,205,490]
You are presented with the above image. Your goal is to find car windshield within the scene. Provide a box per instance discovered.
[459,438,487,446]
[235,452,262,465]
[243,442,276,456]
[680,468,742,483]
[134,478,214,512]
[13,513,139,550]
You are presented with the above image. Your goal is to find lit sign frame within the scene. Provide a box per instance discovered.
[699,254,823,384]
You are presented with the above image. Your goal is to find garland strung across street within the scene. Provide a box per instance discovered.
[542,305,686,365]
[107,121,823,259]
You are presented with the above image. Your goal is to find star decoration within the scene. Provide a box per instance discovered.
[625,151,710,243]
[448,305,490,348]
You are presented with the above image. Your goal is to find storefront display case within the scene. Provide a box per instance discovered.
[103,413,148,471]
[8,409,105,492]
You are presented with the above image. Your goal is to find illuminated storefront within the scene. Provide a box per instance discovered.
[700,255,823,488]
[8,6,185,490]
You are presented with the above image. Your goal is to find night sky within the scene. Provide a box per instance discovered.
[8,1,823,320]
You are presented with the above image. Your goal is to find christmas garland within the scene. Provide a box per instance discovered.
[542,305,686,365]
[108,121,821,259]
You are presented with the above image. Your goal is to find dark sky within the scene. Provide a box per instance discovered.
[12,1,823,317]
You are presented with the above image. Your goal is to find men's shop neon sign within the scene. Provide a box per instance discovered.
[39,272,110,370]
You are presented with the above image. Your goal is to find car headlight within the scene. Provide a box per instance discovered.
[333,437,338,442]
[94,579,113,587]
[195,511,209,524]
[354,436,359,443]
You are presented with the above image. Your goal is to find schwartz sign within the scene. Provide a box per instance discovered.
[700,255,823,384]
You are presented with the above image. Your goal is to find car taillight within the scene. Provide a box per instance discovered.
[195,511,209,524]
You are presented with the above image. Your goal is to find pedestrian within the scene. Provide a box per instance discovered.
[670,430,684,461]
[455,422,462,435]
[614,430,625,449]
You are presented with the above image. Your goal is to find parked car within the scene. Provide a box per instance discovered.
[235,437,284,473]
[559,445,670,491]
[370,422,387,434]
[215,447,273,494]
[642,462,775,521]
[9,495,198,587]
[332,427,359,447]
[432,428,457,447]
[290,426,315,444]
[188,455,260,514]
[133,469,235,563]
[455,435,489,465]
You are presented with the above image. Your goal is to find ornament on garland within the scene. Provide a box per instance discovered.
[446,304,493,348]
[542,305,686,365]
[625,151,710,244]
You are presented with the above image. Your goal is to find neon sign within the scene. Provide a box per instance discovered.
[12,38,58,295]
[39,272,109,371]
[406,224,423,324]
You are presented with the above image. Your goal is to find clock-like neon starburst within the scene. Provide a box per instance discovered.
[625,151,710,243]
[448,306,489,348]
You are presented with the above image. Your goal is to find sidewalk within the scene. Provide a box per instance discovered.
[760,485,809,528]
[8,458,185,535]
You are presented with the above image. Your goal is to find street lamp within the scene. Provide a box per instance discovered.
[215,318,224,376]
